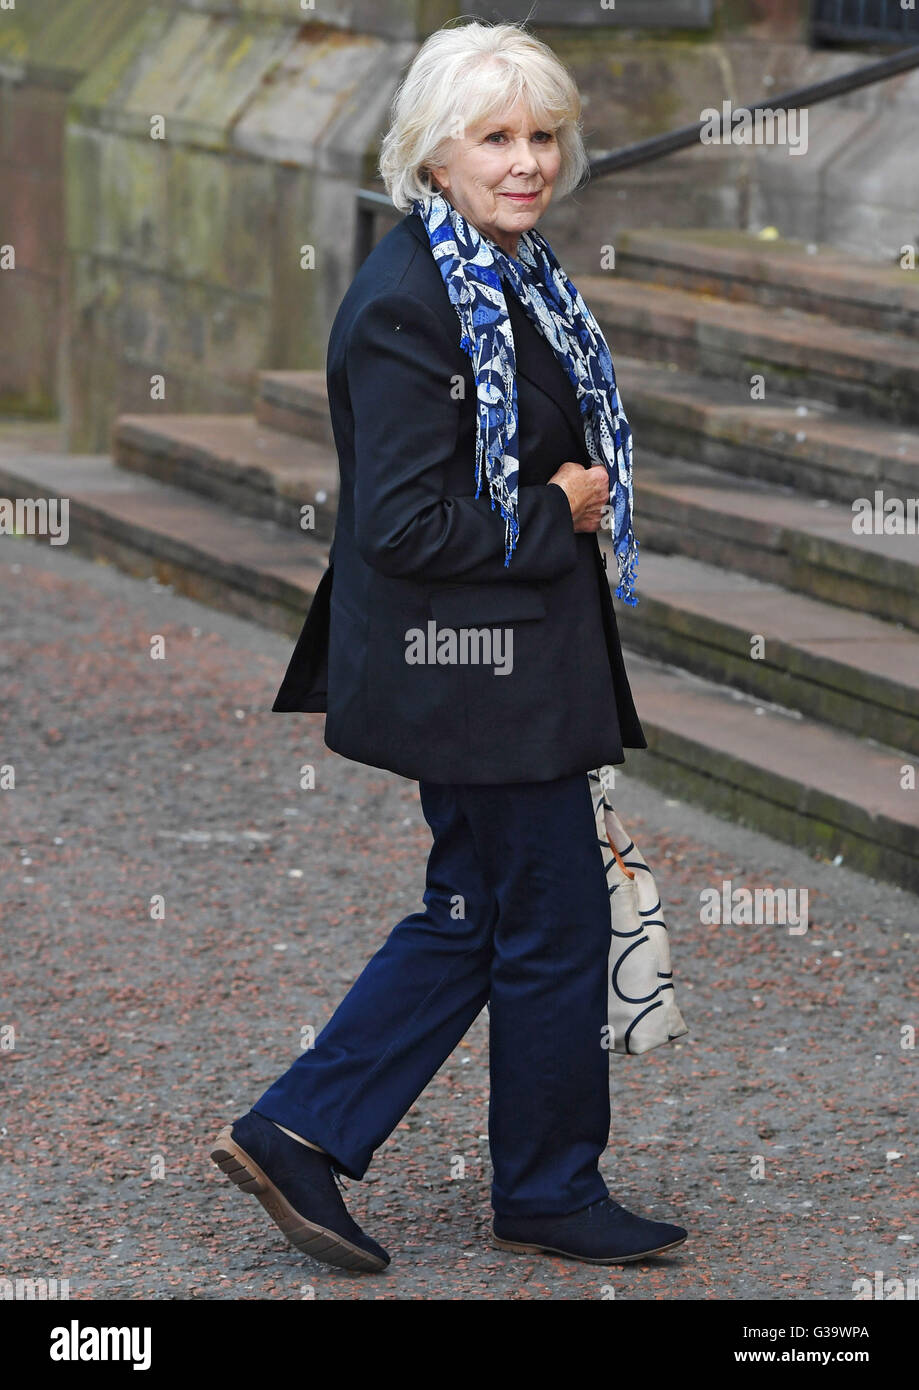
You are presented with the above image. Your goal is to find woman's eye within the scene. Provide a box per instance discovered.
[485,131,554,144]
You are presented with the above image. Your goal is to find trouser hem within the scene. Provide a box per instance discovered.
[491,1178,610,1221]
[250,1104,369,1183]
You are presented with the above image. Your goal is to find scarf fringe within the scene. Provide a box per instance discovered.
[474,433,520,566]
[614,533,640,607]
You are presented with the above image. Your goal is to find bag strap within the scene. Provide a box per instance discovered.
[605,822,636,881]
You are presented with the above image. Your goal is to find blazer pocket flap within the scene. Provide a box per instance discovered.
[429,583,546,626]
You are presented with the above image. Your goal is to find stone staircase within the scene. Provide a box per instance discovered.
[2,228,917,891]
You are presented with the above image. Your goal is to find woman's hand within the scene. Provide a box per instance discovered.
[548,462,610,534]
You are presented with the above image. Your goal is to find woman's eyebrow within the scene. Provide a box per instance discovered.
[482,124,550,134]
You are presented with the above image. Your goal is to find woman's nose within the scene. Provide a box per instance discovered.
[509,140,540,172]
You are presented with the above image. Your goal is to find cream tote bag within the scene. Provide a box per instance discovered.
[588,770,689,1056]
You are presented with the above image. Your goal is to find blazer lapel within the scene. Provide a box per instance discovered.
[403,212,586,454]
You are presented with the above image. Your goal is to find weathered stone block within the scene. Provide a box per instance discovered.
[494,0,714,27]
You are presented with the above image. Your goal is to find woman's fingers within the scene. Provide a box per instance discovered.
[547,462,610,532]
[573,466,609,532]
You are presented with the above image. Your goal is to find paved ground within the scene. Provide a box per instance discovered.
[1,535,917,1302]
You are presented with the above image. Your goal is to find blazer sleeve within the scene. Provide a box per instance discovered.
[346,288,579,584]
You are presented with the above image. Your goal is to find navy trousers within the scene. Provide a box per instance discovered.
[252,771,613,1218]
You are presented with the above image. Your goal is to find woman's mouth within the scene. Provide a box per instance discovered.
[500,191,540,202]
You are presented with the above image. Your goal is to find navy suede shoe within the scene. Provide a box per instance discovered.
[210,1110,389,1273]
[493,1196,687,1265]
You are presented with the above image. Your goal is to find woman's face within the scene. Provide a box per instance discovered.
[428,99,562,258]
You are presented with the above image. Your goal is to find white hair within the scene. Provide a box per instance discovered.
[379,19,590,213]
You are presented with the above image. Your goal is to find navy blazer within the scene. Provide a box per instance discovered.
[272,209,647,784]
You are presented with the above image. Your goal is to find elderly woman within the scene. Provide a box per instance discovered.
[211,19,686,1273]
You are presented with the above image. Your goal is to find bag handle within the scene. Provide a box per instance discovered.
[604,815,636,881]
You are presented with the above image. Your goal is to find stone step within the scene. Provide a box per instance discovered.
[112,413,339,537]
[0,448,330,636]
[615,354,919,504]
[2,440,916,891]
[635,452,919,631]
[618,550,919,756]
[250,334,919,518]
[247,355,919,516]
[623,650,919,894]
[614,228,919,338]
[256,369,332,446]
[579,275,919,425]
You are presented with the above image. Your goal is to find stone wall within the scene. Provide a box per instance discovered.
[1,0,439,447]
[0,1,141,418]
[61,7,417,449]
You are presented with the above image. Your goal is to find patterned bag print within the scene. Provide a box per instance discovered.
[588,770,689,1056]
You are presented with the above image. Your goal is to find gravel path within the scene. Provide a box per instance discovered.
[1,538,916,1301]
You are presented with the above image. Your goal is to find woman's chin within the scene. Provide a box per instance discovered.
[495,208,542,235]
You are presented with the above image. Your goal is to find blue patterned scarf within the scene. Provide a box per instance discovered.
[411,190,639,606]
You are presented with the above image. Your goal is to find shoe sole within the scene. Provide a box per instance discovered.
[492,1233,687,1265]
[209,1125,388,1273]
